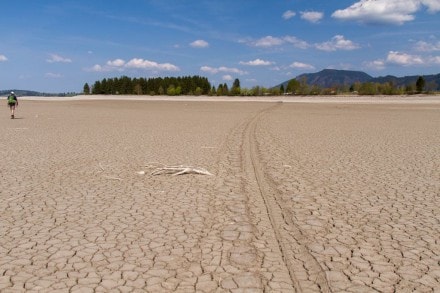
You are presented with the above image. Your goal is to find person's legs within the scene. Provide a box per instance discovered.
[9,104,15,118]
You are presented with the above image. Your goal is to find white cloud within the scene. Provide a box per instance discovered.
[282,10,296,20]
[247,35,310,49]
[45,72,63,78]
[219,66,247,74]
[46,54,72,63]
[222,75,233,81]
[253,36,285,47]
[200,66,217,74]
[430,56,440,64]
[332,0,440,25]
[88,58,179,72]
[315,35,360,51]
[0,55,7,62]
[300,11,324,23]
[365,50,440,69]
[89,64,104,72]
[125,58,179,71]
[200,66,247,75]
[290,62,315,70]
[386,51,424,65]
[107,59,125,67]
[421,0,440,12]
[364,60,386,70]
[283,36,311,49]
[222,74,234,81]
[414,40,440,52]
[239,59,273,66]
[190,40,209,48]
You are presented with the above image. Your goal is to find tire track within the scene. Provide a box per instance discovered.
[206,103,295,291]
[243,102,331,292]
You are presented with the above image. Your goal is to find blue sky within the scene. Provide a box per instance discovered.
[1,0,439,93]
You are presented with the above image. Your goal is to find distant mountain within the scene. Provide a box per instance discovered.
[277,69,440,90]
[0,90,43,96]
[0,90,77,97]
[296,69,372,88]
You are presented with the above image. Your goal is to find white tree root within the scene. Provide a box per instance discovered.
[144,162,213,176]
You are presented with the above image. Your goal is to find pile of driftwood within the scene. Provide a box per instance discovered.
[142,162,213,176]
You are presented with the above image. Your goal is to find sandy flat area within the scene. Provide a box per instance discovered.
[22,94,440,104]
[1,97,439,292]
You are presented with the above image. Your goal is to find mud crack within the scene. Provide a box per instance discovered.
[245,102,331,292]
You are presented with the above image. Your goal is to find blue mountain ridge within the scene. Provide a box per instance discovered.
[277,69,440,90]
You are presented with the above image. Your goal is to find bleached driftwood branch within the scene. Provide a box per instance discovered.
[152,166,213,176]
[144,162,213,176]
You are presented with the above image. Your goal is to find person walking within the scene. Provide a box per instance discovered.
[7,91,18,119]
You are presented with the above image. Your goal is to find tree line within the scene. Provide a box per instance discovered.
[84,75,436,96]
[282,76,435,95]
[84,76,211,96]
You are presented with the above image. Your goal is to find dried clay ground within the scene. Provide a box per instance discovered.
[1,97,439,292]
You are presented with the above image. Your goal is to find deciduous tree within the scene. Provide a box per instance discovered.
[286,79,300,94]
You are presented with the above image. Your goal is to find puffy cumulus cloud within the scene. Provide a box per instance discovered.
[252,36,285,47]
[332,0,440,25]
[190,39,209,48]
[414,40,440,52]
[421,0,440,12]
[315,35,360,51]
[46,54,72,63]
[200,66,215,73]
[200,66,217,74]
[107,59,125,67]
[247,35,310,49]
[282,10,296,20]
[125,58,179,71]
[366,50,440,69]
[300,11,324,23]
[386,51,425,65]
[289,62,315,70]
[222,75,233,81]
[200,66,247,75]
[88,58,179,72]
[89,64,104,72]
[239,59,274,66]
[0,54,7,61]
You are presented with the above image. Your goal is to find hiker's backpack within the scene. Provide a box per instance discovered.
[8,95,16,104]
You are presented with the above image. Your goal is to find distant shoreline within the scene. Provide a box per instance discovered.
[18,94,440,104]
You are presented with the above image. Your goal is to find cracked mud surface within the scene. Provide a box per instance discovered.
[1,100,439,292]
